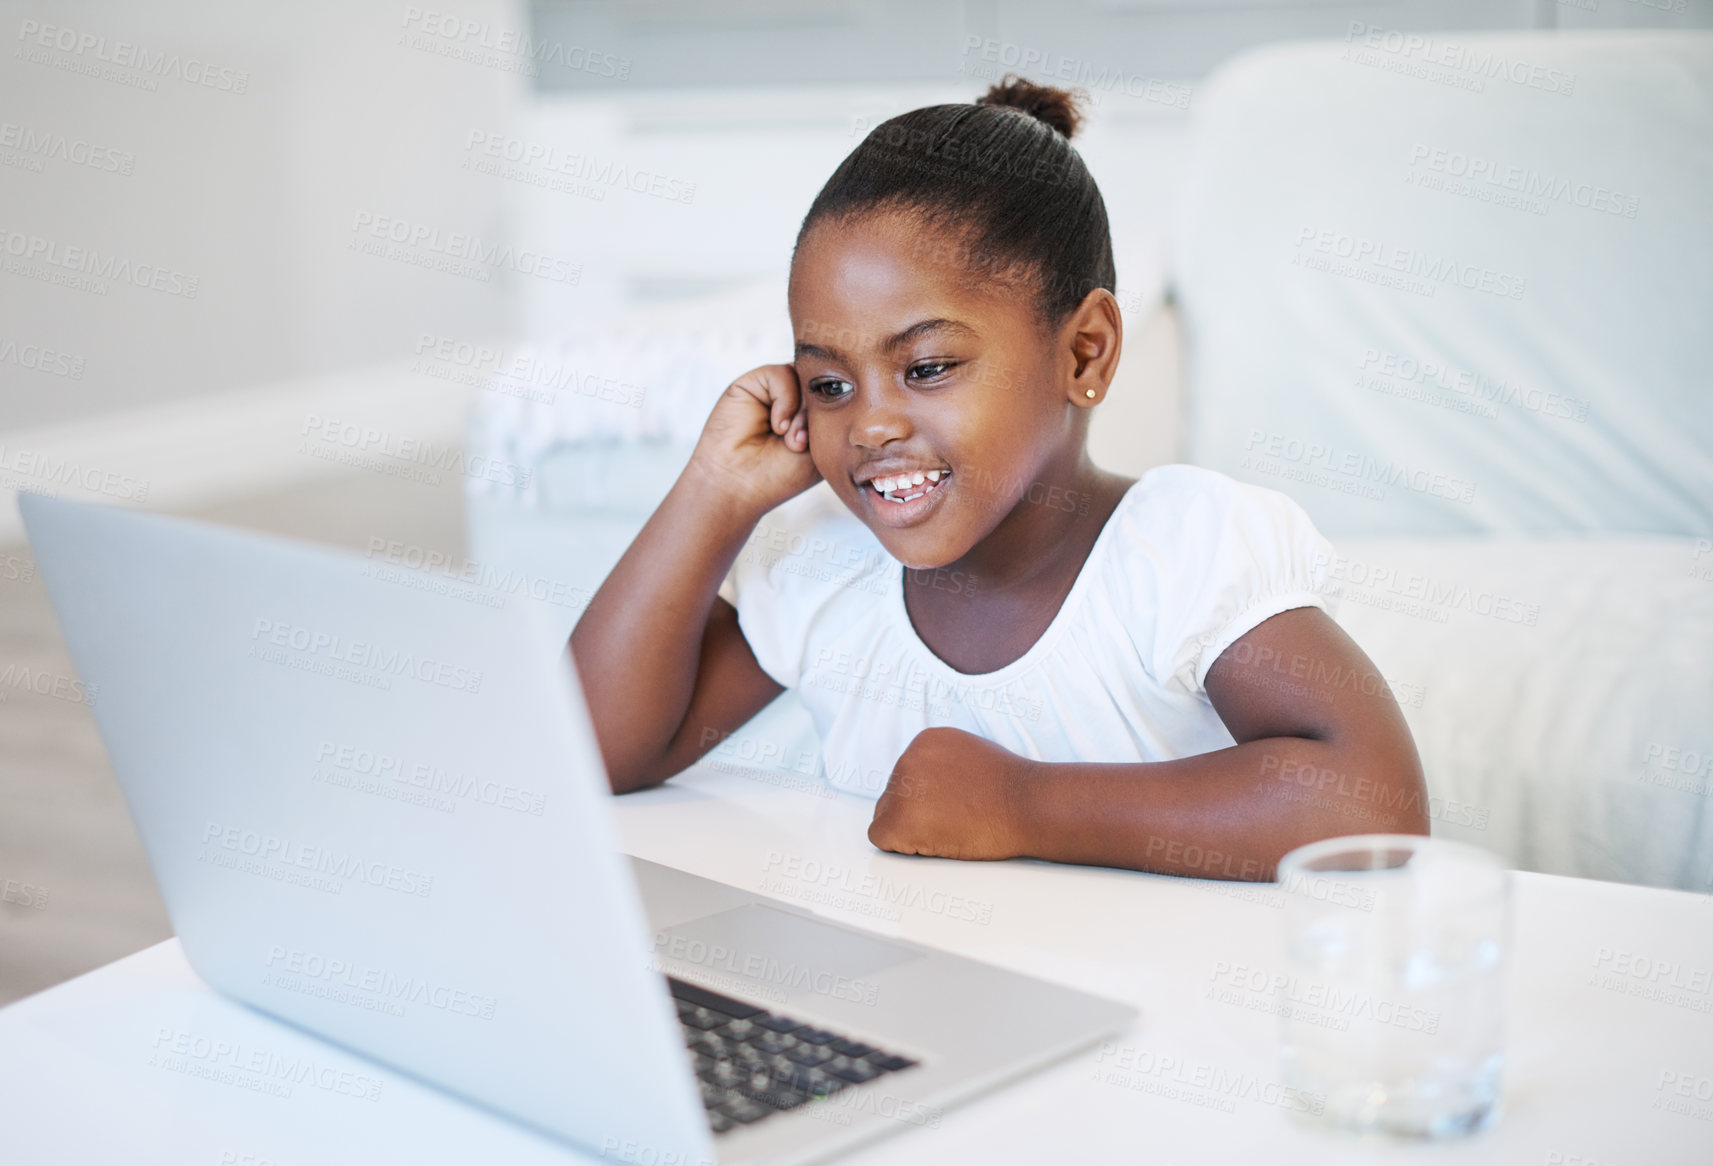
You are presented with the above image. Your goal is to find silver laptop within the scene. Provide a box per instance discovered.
[19,491,1135,1166]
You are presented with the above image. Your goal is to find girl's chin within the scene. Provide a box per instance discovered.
[873,530,967,573]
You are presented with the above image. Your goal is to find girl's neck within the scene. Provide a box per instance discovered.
[943,457,1133,595]
[900,458,1136,675]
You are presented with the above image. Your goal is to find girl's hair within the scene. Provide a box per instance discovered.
[795,76,1116,329]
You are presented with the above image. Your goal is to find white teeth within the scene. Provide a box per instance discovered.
[869,469,949,501]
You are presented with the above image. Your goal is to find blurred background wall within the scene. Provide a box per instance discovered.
[5,0,1706,438]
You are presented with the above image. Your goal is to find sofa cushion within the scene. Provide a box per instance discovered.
[1329,534,1713,890]
[1174,32,1713,537]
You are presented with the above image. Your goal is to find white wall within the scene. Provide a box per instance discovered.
[0,0,524,433]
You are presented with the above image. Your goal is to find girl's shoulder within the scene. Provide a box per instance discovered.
[1098,464,1337,691]
[1108,463,1331,565]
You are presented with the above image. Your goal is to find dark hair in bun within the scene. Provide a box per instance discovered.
[976,75,1084,139]
[795,74,1114,328]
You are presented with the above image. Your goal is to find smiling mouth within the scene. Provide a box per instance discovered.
[866,469,951,504]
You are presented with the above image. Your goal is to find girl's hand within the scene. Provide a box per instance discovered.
[868,728,1033,861]
[688,363,822,517]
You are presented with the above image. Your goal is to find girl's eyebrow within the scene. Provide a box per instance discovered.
[883,317,976,353]
[794,317,977,364]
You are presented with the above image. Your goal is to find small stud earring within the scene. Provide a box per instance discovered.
[1084,388,1096,399]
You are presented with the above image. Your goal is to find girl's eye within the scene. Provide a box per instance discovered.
[810,378,853,400]
[907,361,957,382]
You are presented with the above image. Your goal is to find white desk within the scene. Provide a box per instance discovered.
[2,758,1711,1165]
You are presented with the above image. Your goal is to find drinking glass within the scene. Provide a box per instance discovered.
[1275,833,1510,1138]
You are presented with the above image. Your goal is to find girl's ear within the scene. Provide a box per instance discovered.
[1063,288,1124,407]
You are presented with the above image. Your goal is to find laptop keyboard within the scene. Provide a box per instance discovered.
[667,976,919,1134]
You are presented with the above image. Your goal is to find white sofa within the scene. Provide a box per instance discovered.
[466,31,1713,891]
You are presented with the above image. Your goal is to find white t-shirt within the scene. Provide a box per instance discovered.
[717,465,1337,799]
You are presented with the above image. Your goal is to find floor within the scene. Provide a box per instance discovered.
[0,468,466,1007]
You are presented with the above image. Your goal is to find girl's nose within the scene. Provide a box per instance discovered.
[849,381,912,448]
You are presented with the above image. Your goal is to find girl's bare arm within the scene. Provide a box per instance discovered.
[569,365,822,794]
[867,607,1429,877]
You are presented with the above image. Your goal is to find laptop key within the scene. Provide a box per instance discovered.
[745,1084,810,1112]
[829,1039,875,1057]
[755,1014,802,1034]
[785,1046,833,1067]
[690,1035,727,1058]
[795,1067,848,1098]
[828,1060,885,1084]
[682,1006,733,1031]
[749,1033,795,1055]
[864,1052,917,1072]
[717,1098,773,1124]
[667,977,766,1020]
[708,1112,736,1134]
[793,1028,838,1046]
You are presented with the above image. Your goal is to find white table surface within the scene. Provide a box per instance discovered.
[2,757,1711,1165]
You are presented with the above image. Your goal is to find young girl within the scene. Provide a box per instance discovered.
[571,78,1427,880]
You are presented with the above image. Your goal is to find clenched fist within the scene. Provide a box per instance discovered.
[867,727,1034,861]
[688,363,822,518]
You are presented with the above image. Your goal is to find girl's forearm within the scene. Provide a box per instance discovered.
[569,458,767,787]
[1010,738,1430,880]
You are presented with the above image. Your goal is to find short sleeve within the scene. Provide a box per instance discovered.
[1120,466,1337,694]
[718,482,890,689]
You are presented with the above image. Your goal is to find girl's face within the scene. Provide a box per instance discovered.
[788,211,1090,571]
